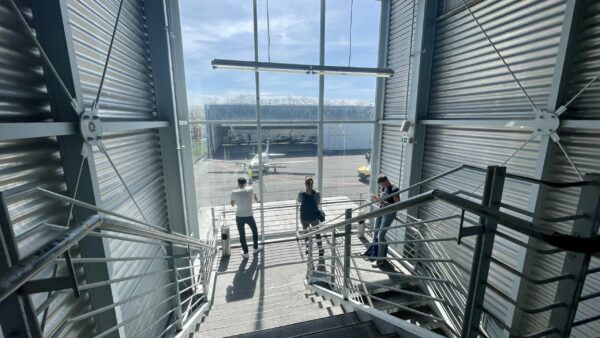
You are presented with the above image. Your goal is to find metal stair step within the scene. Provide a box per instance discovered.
[192,306,345,338]
[297,321,381,338]
[225,312,361,338]
[201,299,335,325]
[211,288,313,306]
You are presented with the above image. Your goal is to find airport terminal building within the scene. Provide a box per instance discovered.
[1,1,600,337]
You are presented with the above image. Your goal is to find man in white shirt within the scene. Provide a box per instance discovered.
[230,177,262,258]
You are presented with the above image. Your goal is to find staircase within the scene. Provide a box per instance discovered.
[190,241,349,337]
[227,313,398,338]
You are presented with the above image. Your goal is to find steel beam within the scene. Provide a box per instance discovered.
[510,1,585,334]
[369,0,391,196]
[548,174,600,337]
[0,122,75,141]
[102,121,169,133]
[31,0,123,335]
[461,166,506,337]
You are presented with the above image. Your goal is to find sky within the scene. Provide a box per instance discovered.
[178,0,381,106]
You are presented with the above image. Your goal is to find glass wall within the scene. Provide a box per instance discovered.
[180,0,381,238]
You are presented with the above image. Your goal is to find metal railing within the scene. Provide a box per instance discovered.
[0,188,218,338]
[300,165,600,338]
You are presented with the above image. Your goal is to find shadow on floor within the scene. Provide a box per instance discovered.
[225,255,259,302]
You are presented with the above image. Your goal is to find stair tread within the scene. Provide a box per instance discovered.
[225,313,361,338]
[193,307,344,338]
[211,288,312,306]
[209,293,327,315]
[202,299,334,324]
[298,321,381,338]
[198,303,344,332]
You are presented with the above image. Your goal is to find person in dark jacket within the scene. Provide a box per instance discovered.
[297,176,324,256]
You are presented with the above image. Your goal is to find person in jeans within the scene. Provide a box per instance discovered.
[370,174,400,268]
[231,177,262,258]
[297,176,324,256]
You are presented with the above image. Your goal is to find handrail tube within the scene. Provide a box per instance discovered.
[482,307,559,338]
[37,188,165,231]
[0,214,102,304]
[432,190,600,253]
[302,190,437,238]
[572,314,600,328]
[102,217,214,251]
[305,189,600,254]
[349,266,448,283]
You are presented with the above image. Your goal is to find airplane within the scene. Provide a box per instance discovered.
[207,140,311,178]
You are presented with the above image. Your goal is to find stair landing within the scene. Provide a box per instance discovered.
[192,240,344,337]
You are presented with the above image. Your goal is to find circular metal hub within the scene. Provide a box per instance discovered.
[79,111,103,146]
[533,110,560,136]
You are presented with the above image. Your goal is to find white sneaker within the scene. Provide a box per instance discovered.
[371,260,383,268]
[253,246,263,254]
[241,252,249,259]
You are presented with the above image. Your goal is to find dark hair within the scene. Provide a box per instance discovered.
[377,174,388,184]
[305,176,314,187]
[237,177,247,186]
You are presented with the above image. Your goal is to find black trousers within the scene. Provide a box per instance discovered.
[236,216,258,254]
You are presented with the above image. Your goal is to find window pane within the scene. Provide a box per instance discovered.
[322,123,373,200]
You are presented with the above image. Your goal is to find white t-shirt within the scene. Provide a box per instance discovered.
[231,187,254,217]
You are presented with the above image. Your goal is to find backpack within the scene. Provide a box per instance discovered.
[300,192,325,222]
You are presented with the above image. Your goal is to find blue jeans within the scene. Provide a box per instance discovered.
[236,216,258,254]
[371,212,396,258]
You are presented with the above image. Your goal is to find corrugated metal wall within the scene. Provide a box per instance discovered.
[412,0,565,334]
[521,1,600,335]
[66,0,173,336]
[0,0,94,336]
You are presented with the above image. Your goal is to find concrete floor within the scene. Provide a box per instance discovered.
[194,153,370,207]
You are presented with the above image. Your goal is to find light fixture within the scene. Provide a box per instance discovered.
[211,59,394,78]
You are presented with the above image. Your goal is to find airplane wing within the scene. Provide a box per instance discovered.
[201,158,247,166]
[265,160,313,168]
[267,153,286,157]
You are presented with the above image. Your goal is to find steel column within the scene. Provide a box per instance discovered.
[145,0,190,237]
[369,0,391,196]
[252,0,266,244]
[31,1,123,335]
[548,174,600,337]
[510,1,585,333]
[399,0,438,217]
[462,166,506,337]
[317,0,325,196]
[164,0,201,238]
[0,193,42,337]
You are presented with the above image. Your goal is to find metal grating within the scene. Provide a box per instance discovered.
[428,0,565,119]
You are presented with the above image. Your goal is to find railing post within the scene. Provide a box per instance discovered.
[296,203,299,236]
[343,208,352,300]
[462,166,506,337]
[169,246,184,331]
[357,193,366,238]
[549,173,600,337]
[308,236,314,283]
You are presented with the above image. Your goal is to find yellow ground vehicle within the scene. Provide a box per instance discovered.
[358,163,371,181]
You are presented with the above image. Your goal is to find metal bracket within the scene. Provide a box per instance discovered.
[532,109,560,137]
[79,104,103,147]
